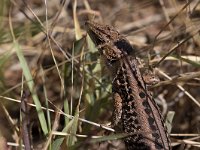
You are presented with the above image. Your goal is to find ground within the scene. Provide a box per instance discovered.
[0,0,200,149]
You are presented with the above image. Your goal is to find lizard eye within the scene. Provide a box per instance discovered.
[110,59,117,64]
[107,57,118,66]
[105,59,117,68]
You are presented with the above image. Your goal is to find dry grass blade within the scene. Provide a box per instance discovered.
[0,95,114,132]
[156,68,200,108]
[154,71,200,86]
[153,0,193,46]
[154,28,200,68]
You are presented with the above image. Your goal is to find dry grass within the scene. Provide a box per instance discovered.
[0,0,200,149]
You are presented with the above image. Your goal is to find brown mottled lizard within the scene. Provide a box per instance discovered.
[85,21,171,150]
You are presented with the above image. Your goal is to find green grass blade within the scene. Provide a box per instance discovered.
[165,111,175,133]
[15,41,48,135]
[67,109,79,146]
[51,119,74,150]
[172,55,200,67]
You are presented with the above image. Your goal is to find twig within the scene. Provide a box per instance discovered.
[20,91,31,150]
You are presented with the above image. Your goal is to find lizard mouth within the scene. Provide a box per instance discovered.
[86,29,103,46]
[85,21,106,53]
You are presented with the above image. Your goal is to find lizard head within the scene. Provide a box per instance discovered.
[85,21,126,64]
[85,21,136,68]
[85,21,121,45]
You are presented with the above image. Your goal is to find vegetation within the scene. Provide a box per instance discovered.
[0,0,199,149]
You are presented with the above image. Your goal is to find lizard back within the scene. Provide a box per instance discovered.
[112,56,170,149]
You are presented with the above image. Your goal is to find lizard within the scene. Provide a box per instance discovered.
[85,21,171,150]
